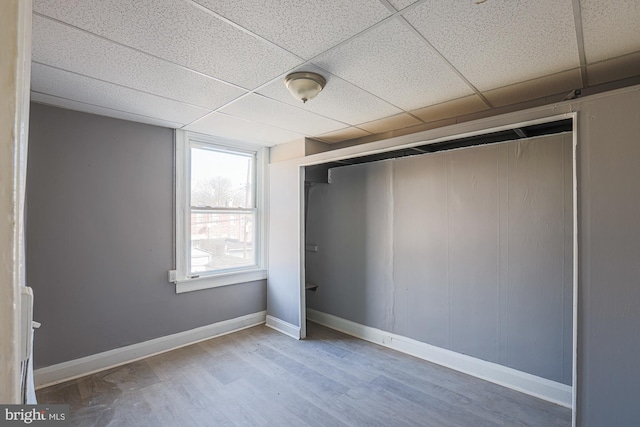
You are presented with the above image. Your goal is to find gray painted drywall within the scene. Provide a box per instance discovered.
[305,160,395,331]
[306,134,574,385]
[268,85,640,426]
[576,90,640,427]
[26,103,266,368]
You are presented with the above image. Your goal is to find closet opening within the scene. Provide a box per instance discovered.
[301,114,577,424]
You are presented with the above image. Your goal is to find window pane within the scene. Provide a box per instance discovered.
[191,147,253,208]
[190,211,255,273]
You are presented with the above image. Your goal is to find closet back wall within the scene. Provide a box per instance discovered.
[306,133,573,385]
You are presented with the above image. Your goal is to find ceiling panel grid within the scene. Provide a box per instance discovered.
[185,112,305,145]
[30,0,640,146]
[219,93,348,135]
[32,15,247,110]
[31,63,211,125]
[313,18,476,111]
[258,64,403,126]
[33,0,302,89]
[191,0,393,59]
[403,0,581,91]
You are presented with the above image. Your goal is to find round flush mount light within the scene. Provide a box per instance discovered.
[284,72,326,103]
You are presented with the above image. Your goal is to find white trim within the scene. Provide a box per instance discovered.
[175,130,189,283]
[265,315,301,340]
[285,113,574,171]
[307,309,572,408]
[176,269,267,293]
[34,311,267,389]
[299,166,307,339]
[277,84,640,173]
[0,0,32,404]
[571,112,579,427]
[187,130,267,153]
[174,130,267,293]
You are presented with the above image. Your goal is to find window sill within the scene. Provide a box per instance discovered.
[175,269,267,294]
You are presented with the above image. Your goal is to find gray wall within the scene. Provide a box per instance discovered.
[306,134,574,385]
[576,90,640,427]
[267,86,640,426]
[26,103,266,368]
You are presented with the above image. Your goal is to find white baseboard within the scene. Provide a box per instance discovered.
[306,309,572,408]
[35,310,267,389]
[265,315,300,339]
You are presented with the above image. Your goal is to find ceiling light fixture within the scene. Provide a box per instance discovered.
[284,72,326,103]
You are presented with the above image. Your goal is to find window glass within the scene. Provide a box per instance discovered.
[189,147,256,274]
[190,147,253,208]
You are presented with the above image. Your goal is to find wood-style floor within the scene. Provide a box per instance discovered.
[37,321,571,427]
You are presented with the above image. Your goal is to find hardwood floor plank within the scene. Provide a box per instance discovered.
[251,344,350,397]
[372,374,501,427]
[264,332,379,384]
[243,370,349,427]
[201,350,257,385]
[37,322,571,426]
[145,343,211,381]
[306,321,570,425]
[105,389,162,427]
[220,334,385,427]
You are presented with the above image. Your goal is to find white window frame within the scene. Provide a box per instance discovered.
[173,130,267,293]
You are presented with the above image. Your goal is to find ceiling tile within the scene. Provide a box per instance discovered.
[220,94,347,135]
[404,0,580,91]
[357,113,422,134]
[580,0,640,63]
[192,0,391,59]
[587,51,640,86]
[483,69,582,107]
[31,63,211,125]
[258,64,402,125]
[31,92,184,128]
[33,0,302,89]
[411,95,489,123]
[32,15,246,110]
[314,127,371,144]
[387,0,419,11]
[313,19,474,111]
[185,113,304,146]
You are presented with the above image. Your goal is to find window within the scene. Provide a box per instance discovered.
[174,131,266,293]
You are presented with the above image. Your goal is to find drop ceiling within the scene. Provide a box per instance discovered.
[31,0,640,147]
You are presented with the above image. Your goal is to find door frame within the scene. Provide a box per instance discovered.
[0,0,32,404]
